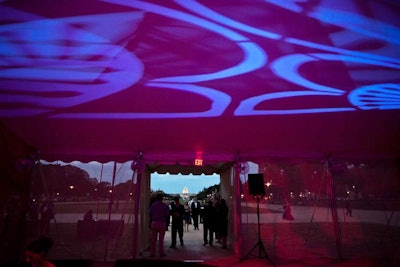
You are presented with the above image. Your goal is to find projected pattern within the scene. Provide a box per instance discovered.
[1,0,399,119]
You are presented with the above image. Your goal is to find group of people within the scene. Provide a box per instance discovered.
[183,198,201,231]
[19,194,227,263]
[148,193,229,257]
[202,198,228,248]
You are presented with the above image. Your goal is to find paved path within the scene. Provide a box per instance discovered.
[243,202,400,226]
[53,203,400,226]
[48,203,400,266]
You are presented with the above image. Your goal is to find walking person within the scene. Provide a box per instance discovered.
[183,201,191,232]
[39,198,55,236]
[169,196,185,248]
[202,200,216,246]
[345,198,352,217]
[149,193,170,257]
[282,200,294,221]
[216,198,229,249]
[190,197,200,230]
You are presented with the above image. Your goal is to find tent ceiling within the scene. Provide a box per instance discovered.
[1,0,400,164]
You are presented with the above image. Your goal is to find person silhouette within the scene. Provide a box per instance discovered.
[202,200,216,246]
[216,198,229,249]
[39,198,55,236]
[149,193,170,257]
[183,201,191,232]
[282,201,294,221]
[345,199,352,217]
[190,197,200,230]
[169,196,185,248]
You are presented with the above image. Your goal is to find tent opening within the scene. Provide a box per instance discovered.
[133,166,239,261]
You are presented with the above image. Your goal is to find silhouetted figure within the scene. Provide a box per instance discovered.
[191,198,200,230]
[183,202,191,232]
[39,199,55,236]
[282,201,294,221]
[345,199,352,217]
[216,198,228,249]
[83,210,93,221]
[149,193,170,257]
[27,200,39,222]
[169,196,185,248]
[202,200,216,246]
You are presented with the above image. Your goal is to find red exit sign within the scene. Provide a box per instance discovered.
[194,158,203,166]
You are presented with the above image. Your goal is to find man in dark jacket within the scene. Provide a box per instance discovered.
[169,196,185,247]
[202,200,216,246]
[190,197,200,230]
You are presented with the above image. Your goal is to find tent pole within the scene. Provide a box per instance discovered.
[96,163,104,220]
[305,164,327,243]
[328,168,342,260]
[234,162,244,259]
[104,161,117,262]
[305,159,342,259]
[131,168,140,258]
[131,155,143,258]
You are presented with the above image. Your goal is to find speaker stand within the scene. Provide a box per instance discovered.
[241,196,275,266]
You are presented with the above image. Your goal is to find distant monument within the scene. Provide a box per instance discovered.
[179,186,196,200]
[183,186,189,195]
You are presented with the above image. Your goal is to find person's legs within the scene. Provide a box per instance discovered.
[221,235,227,248]
[155,222,166,256]
[178,224,184,245]
[209,229,214,245]
[171,223,177,247]
[203,225,208,245]
[150,223,157,256]
[193,215,199,229]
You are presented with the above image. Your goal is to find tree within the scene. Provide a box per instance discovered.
[31,163,94,200]
[94,181,111,199]
[197,184,219,200]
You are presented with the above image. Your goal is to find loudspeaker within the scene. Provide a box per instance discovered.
[248,173,265,196]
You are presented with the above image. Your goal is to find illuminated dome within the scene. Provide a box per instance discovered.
[182,186,189,194]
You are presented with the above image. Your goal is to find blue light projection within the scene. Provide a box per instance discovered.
[348,83,400,110]
[0,0,399,119]
[0,10,144,116]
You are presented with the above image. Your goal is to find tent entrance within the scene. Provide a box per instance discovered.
[134,162,240,261]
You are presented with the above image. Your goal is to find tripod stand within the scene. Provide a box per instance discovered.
[241,196,275,266]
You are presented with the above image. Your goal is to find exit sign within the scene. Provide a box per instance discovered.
[194,158,203,166]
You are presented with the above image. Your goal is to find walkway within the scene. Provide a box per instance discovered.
[54,203,400,226]
[51,203,400,266]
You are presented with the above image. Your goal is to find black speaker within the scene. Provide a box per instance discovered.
[248,173,265,196]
